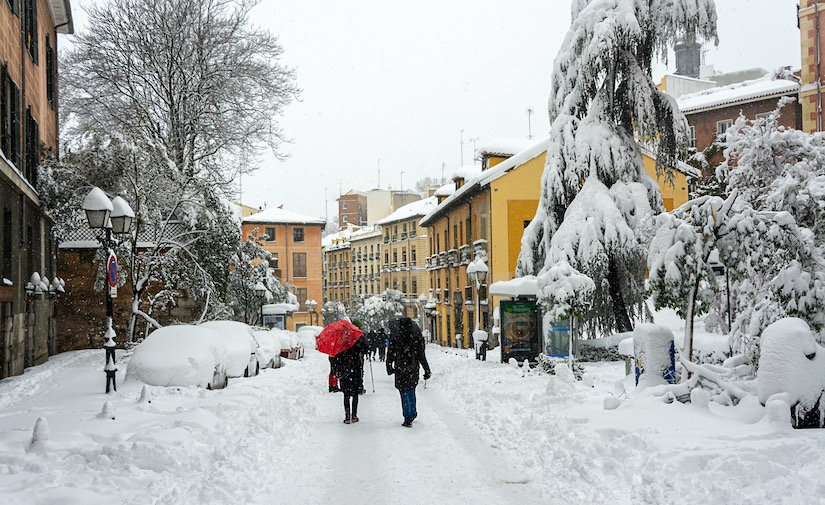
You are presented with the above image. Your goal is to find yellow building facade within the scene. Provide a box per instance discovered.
[350,230,383,299]
[375,198,435,318]
[422,138,695,348]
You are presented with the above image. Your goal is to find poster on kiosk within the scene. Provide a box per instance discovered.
[499,299,541,363]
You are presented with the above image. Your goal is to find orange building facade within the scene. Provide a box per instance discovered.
[242,208,325,330]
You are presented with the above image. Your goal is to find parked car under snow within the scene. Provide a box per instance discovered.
[126,325,229,389]
[273,328,303,360]
[199,321,260,377]
[252,329,283,369]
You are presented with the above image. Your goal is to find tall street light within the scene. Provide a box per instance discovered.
[254,281,268,326]
[466,258,488,360]
[305,298,318,325]
[82,187,134,393]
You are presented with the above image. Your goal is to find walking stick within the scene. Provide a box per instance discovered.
[368,358,375,393]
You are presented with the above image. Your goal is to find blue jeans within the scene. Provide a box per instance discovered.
[399,388,417,422]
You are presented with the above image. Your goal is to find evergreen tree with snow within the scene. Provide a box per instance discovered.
[518,0,717,335]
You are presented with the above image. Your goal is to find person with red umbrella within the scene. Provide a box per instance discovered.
[317,320,367,424]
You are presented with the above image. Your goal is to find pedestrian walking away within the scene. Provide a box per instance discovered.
[386,317,431,428]
[331,337,367,424]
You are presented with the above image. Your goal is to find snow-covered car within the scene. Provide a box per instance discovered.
[126,325,229,389]
[297,325,323,348]
[199,321,260,377]
[252,329,283,369]
[273,328,303,360]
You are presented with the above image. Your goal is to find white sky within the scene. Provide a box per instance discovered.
[71,0,802,219]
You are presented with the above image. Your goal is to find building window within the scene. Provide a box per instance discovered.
[1,65,21,168]
[412,249,417,263]
[24,107,38,185]
[293,252,307,278]
[716,119,732,139]
[342,201,348,210]
[46,36,56,108]
[270,253,279,269]
[293,227,305,242]
[755,112,771,121]
[412,280,417,295]
[342,215,348,223]
[2,207,11,280]
[24,0,37,63]
[265,227,276,241]
[688,125,696,149]
[296,288,307,308]
[6,0,19,15]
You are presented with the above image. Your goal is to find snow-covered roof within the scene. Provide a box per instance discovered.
[489,276,539,297]
[322,225,376,250]
[375,196,438,226]
[476,138,535,158]
[451,165,482,181]
[677,75,799,114]
[243,207,325,225]
[48,0,74,34]
[421,136,550,227]
[434,183,456,197]
[638,146,701,179]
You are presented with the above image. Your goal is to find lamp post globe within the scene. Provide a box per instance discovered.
[110,196,135,235]
[82,187,113,230]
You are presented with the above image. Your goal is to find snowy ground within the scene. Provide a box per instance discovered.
[2,332,825,504]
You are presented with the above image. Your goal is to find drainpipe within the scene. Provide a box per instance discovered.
[817,1,823,131]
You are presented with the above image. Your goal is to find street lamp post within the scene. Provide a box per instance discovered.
[466,258,488,360]
[254,282,268,326]
[305,299,318,326]
[82,187,134,393]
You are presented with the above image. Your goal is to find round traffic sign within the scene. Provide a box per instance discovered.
[107,254,118,287]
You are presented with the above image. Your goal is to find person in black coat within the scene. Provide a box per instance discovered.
[386,317,431,427]
[331,337,367,424]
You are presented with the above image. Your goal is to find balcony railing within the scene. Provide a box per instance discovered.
[459,245,472,265]
[399,262,407,271]
[447,249,458,267]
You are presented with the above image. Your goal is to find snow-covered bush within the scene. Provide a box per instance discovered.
[758,318,825,428]
[536,355,585,380]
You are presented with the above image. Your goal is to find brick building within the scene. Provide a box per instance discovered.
[336,190,366,228]
[0,0,73,379]
[800,0,825,133]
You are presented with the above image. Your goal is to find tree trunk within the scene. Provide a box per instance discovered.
[607,257,633,333]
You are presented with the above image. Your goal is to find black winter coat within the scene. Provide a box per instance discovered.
[331,338,366,395]
[386,318,430,390]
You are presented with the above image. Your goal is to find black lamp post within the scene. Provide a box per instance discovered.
[82,187,134,393]
[254,282,268,326]
[305,298,318,325]
[467,258,488,359]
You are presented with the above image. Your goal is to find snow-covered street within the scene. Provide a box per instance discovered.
[2,333,825,504]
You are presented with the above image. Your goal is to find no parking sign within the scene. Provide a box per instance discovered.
[107,252,118,298]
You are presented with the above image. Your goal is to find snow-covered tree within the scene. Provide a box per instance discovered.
[649,192,825,367]
[518,0,717,335]
[322,301,349,326]
[227,229,288,325]
[62,0,299,183]
[351,290,405,331]
[718,98,825,244]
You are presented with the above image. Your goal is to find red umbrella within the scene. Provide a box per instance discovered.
[316,320,364,357]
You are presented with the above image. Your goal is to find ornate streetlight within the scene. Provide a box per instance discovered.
[466,258,489,360]
[305,298,318,325]
[82,187,134,393]
[254,281,268,326]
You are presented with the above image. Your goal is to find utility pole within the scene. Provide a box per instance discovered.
[441,162,446,184]
[400,171,406,191]
[377,158,381,188]
[526,108,534,140]
[460,129,465,166]
[470,137,479,160]
[324,187,328,223]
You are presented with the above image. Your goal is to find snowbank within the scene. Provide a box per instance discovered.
[758,318,825,412]
[126,325,223,387]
